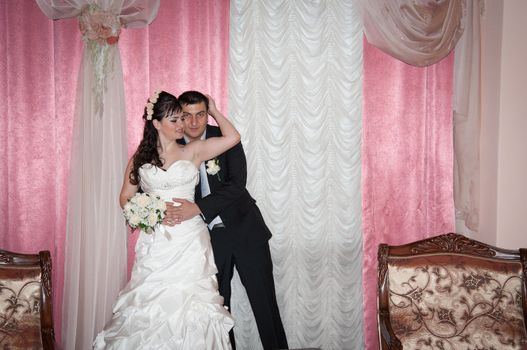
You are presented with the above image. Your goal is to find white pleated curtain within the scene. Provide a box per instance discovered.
[35,1,159,349]
[228,1,364,349]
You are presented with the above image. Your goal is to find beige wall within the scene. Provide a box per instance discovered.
[480,0,527,248]
[495,0,527,248]
[479,0,502,245]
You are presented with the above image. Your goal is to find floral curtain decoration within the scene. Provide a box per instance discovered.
[78,4,121,115]
[35,1,160,349]
[354,0,465,67]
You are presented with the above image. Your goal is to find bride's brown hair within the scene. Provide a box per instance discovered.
[129,91,181,185]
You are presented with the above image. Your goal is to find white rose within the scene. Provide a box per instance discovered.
[206,159,220,175]
[128,214,141,226]
[157,200,167,211]
[123,202,132,213]
[148,212,159,226]
[135,193,150,207]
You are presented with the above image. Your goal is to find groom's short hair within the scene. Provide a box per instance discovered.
[178,90,209,111]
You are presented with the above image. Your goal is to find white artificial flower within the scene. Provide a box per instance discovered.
[157,200,167,211]
[135,193,150,207]
[147,212,159,226]
[128,214,141,226]
[123,193,166,234]
[123,201,132,213]
[206,159,221,175]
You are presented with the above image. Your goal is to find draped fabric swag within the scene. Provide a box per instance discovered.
[35,1,160,348]
[229,1,364,349]
[361,40,455,350]
[355,0,465,67]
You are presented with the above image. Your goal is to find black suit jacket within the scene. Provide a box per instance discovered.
[179,125,272,248]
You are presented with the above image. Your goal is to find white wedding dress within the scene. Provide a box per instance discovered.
[94,160,233,350]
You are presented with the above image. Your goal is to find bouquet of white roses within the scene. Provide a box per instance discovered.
[123,193,166,234]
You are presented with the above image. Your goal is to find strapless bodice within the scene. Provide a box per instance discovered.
[139,160,199,202]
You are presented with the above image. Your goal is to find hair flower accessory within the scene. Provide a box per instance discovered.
[146,90,161,120]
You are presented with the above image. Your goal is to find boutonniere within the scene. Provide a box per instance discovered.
[206,159,221,180]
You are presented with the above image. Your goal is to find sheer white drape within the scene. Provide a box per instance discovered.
[454,0,482,233]
[355,0,465,66]
[228,1,364,349]
[35,1,159,349]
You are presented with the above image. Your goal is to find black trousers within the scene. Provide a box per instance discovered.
[210,226,288,350]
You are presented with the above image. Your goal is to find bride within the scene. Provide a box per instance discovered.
[93,90,240,349]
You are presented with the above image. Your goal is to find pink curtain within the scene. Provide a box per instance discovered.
[0,0,229,343]
[361,39,455,349]
[0,1,82,344]
[2,2,455,347]
[120,0,231,273]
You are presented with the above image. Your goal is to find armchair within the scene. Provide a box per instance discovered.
[377,233,527,349]
[0,249,55,349]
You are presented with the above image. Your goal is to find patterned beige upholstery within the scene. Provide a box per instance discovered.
[0,250,54,350]
[377,233,527,350]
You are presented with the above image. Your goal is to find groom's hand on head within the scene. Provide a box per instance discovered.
[171,198,201,223]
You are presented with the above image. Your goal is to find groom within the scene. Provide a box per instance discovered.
[169,90,288,350]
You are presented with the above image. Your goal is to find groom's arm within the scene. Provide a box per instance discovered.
[196,141,247,223]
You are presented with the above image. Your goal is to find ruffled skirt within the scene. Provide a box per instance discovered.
[94,218,233,349]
